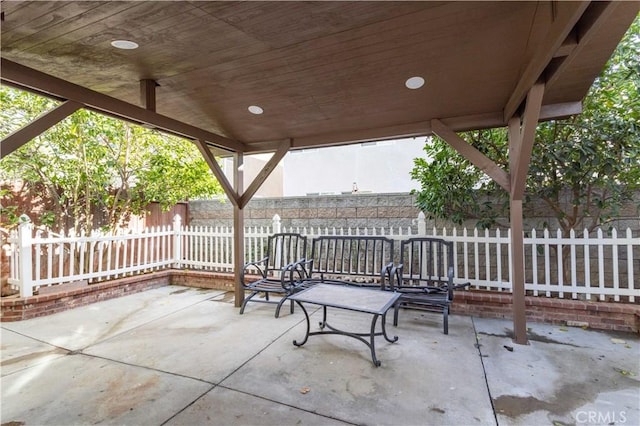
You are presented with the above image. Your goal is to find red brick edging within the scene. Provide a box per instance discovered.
[452,291,640,333]
[2,270,639,333]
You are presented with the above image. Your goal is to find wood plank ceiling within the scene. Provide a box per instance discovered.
[1,1,638,155]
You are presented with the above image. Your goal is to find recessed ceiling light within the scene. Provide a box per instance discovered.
[248,105,264,115]
[111,40,139,50]
[405,76,425,90]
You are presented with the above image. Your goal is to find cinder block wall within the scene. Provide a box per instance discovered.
[189,193,640,233]
[190,193,422,231]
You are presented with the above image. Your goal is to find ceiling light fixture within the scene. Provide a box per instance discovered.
[248,105,264,115]
[405,76,425,90]
[111,40,139,50]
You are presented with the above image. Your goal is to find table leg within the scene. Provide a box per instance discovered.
[369,314,382,366]
[292,301,310,347]
[319,305,327,329]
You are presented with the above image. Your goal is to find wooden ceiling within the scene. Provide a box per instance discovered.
[1,1,638,155]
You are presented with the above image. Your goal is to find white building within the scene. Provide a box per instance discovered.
[223,137,428,197]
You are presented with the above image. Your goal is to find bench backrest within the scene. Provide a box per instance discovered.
[264,233,307,273]
[398,237,454,290]
[309,236,395,280]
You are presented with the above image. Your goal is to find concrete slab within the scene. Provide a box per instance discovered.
[83,295,305,383]
[0,329,68,377]
[474,318,640,426]
[2,287,639,426]
[2,286,223,351]
[222,308,496,426]
[166,386,350,425]
[0,353,212,425]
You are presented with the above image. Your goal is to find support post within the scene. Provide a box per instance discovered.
[140,79,157,112]
[509,199,528,344]
[234,153,245,308]
[506,83,544,345]
[17,215,33,297]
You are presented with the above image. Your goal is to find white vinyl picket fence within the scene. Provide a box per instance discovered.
[2,213,638,302]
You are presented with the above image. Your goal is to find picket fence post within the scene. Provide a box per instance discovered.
[273,214,281,233]
[173,214,182,268]
[17,214,34,297]
[417,211,426,236]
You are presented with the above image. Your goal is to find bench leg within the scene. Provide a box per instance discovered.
[443,305,449,335]
[274,296,294,318]
[393,301,401,326]
[239,291,258,315]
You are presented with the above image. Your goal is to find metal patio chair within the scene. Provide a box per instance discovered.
[239,233,307,317]
[391,237,469,334]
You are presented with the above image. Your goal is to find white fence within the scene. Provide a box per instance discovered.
[2,214,638,303]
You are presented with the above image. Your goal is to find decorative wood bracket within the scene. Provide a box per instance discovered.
[431,119,510,193]
[1,100,82,158]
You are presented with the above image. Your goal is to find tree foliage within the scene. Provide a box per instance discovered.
[0,86,223,234]
[411,16,640,234]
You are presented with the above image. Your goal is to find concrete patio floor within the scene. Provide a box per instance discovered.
[1,285,638,426]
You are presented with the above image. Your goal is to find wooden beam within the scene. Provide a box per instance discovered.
[239,139,290,209]
[510,82,545,200]
[553,30,579,58]
[431,119,510,192]
[248,103,582,155]
[1,59,246,153]
[140,79,157,112]
[194,140,240,208]
[1,100,82,158]
[538,101,581,120]
[508,116,522,173]
[503,1,590,122]
[545,1,622,91]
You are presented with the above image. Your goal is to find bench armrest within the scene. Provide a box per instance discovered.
[380,262,395,290]
[241,257,268,285]
[281,258,313,290]
[389,263,404,291]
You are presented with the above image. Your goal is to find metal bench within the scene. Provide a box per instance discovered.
[294,235,395,289]
[239,233,307,317]
[390,237,469,334]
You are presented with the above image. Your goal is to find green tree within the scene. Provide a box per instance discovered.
[0,86,223,234]
[411,15,640,235]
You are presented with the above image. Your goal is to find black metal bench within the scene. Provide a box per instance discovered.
[294,235,395,289]
[390,237,469,334]
[240,233,307,317]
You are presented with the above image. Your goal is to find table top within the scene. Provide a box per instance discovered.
[289,284,401,315]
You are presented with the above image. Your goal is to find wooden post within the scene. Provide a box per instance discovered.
[509,199,528,344]
[508,116,528,344]
[507,82,543,345]
[140,79,157,112]
[234,153,245,308]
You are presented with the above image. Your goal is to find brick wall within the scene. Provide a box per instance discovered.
[2,269,638,333]
[0,272,172,321]
[452,291,640,333]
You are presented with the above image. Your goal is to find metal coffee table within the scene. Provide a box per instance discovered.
[288,283,401,366]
